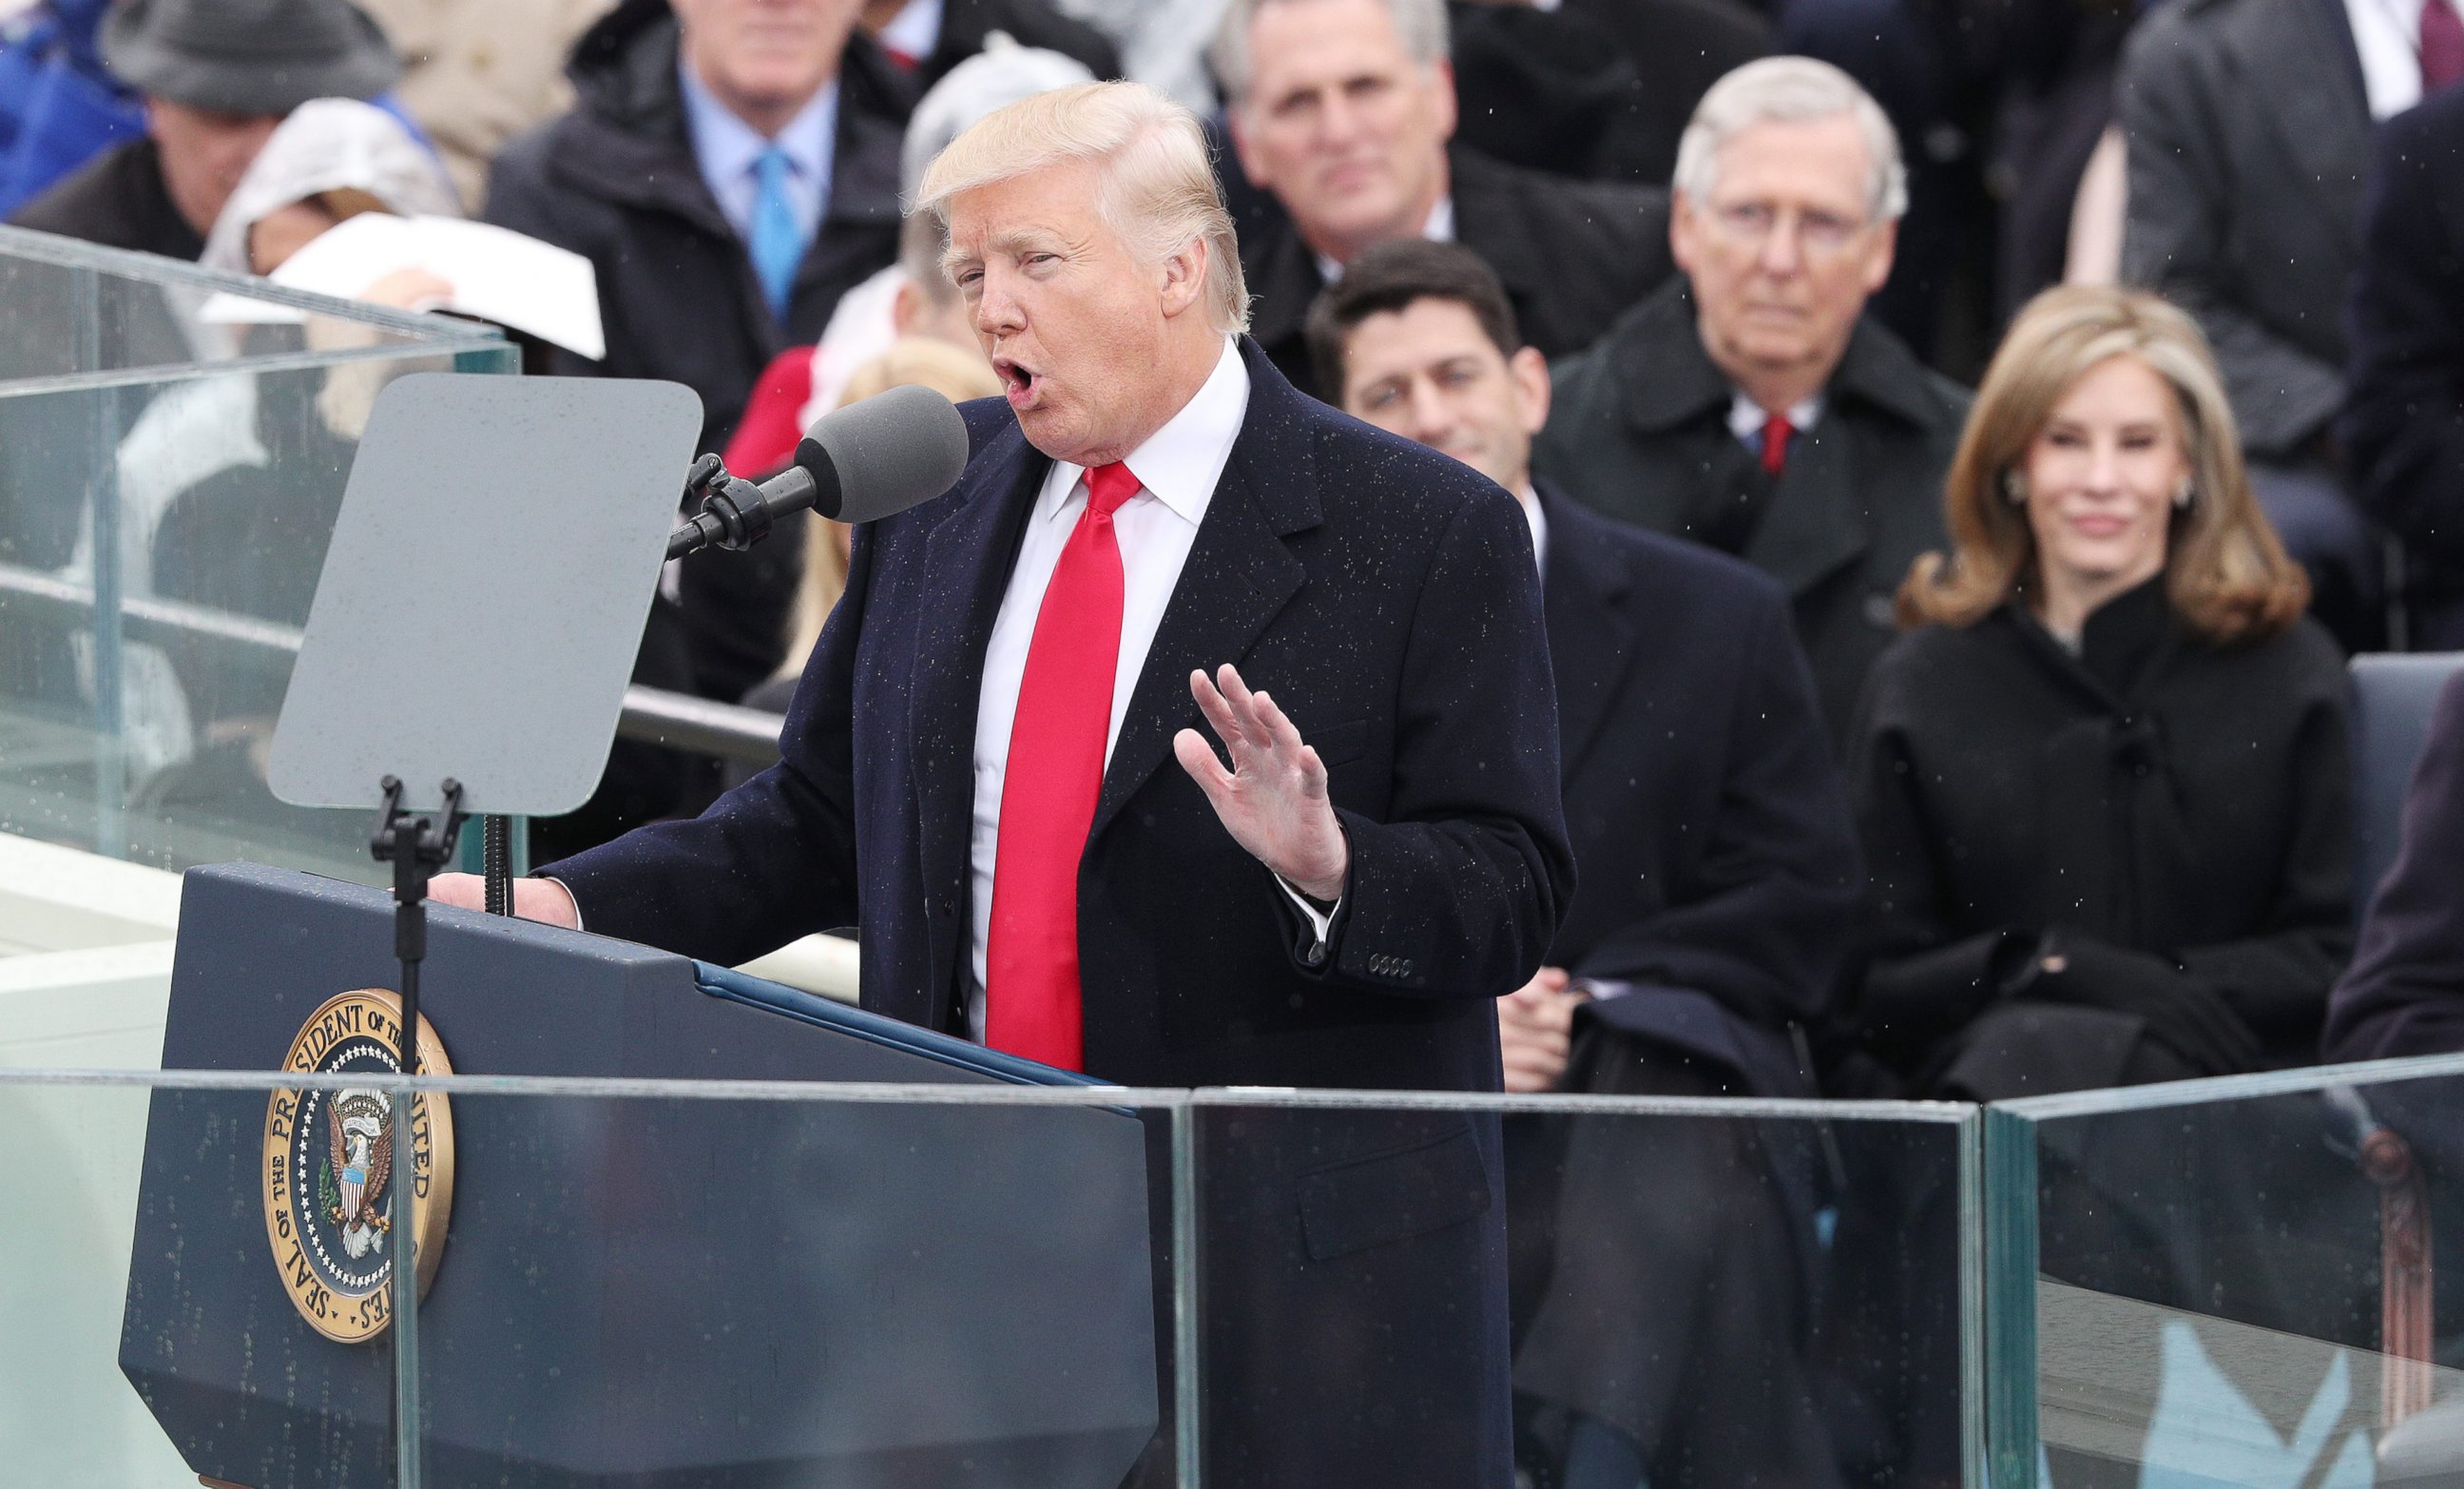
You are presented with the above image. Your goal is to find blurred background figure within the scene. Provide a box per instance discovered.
[8,0,402,259]
[1850,284,2349,1101]
[854,0,1114,86]
[485,0,913,858]
[1209,0,1673,400]
[1307,237,1862,1489]
[1443,0,1769,189]
[1536,57,1965,745]
[65,96,462,816]
[721,36,1090,478]
[2328,672,2464,1063]
[355,0,614,210]
[0,0,139,215]
[2341,84,2464,648]
[2113,0,2430,651]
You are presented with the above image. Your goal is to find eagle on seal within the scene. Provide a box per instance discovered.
[328,1090,393,1252]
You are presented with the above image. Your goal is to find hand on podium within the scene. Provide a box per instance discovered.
[430,873,583,929]
[1173,664,1351,903]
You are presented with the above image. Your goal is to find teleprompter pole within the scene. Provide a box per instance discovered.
[369,775,465,1489]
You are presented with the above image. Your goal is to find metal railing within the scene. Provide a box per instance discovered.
[0,558,786,765]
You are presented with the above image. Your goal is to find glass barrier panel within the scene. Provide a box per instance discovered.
[0,1071,408,1486]
[1983,1055,2464,1489]
[0,225,483,380]
[0,346,518,884]
[420,1080,1184,1489]
[1191,1091,1980,1489]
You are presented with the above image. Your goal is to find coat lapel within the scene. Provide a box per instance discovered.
[1089,341,1319,841]
[910,424,1049,998]
[1537,488,1642,780]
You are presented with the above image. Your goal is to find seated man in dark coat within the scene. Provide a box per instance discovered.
[2341,84,2464,648]
[486,0,919,853]
[10,0,399,261]
[2327,669,2464,1062]
[1310,238,1865,1489]
[1534,57,1966,744]
[1209,0,1674,401]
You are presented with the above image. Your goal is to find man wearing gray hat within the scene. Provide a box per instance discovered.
[9,0,400,260]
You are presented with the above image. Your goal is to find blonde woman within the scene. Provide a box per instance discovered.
[1847,284,2351,1098]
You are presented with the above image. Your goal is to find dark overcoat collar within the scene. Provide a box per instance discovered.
[1535,482,1642,781]
[905,337,1322,1000]
[1604,278,1944,597]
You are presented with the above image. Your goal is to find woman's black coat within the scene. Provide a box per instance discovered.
[1845,581,2354,1095]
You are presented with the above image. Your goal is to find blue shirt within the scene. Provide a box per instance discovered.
[676,58,838,247]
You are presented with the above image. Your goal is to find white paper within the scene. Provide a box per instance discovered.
[198,213,606,361]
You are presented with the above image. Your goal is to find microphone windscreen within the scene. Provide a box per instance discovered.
[799,383,971,524]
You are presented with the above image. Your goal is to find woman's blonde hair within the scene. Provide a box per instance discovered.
[778,339,1007,678]
[1896,283,2308,645]
[912,81,1250,336]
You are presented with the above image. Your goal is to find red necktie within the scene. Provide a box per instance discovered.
[1761,412,1794,475]
[983,462,1142,1069]
[2426,0,2464,92]
[881,45,920,71]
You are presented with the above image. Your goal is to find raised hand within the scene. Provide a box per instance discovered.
[1171,664,1350,902]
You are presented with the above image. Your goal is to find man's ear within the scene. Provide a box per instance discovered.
[1432,58,1458,144]
[1509,345,1551,435]
[890,277,923,336]
[1159,235,1209,319]
[1861,217,1899,297]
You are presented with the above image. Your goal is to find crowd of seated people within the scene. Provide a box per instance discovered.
[8,0,2464,1477]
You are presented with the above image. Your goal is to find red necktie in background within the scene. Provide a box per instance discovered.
[984,462,1142,1070]
[1761,413,1794,475]
[2425,0,2464,92]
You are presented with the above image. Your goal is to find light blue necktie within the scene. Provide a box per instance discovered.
[747,145,803,323]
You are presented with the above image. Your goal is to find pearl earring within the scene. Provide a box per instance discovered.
[2173,475,2194,509]
[2002,471,2029,504]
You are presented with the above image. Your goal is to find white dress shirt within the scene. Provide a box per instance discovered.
[968,338,1336,1031]
[1516,482,1548,579]
[676,60,838,246]
[1728,391,1825,453]
[1315,196,1457,284]
[2346,0,2428,118]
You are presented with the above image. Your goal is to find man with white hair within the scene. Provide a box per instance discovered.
[446,78,1570,1489]
[1210,0,1673,400]
[1535,56,1968,743]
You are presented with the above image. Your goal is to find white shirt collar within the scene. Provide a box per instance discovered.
[1517,483,1547,577]
[1315,194,1457,283]
[2344,0,2428,118]
[876,0,943,61]
[677,55,838,201]
[1727,390,1825,443]
[1043,338,1249,527]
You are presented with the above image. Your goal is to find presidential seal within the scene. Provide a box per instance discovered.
[260,990,455,1344]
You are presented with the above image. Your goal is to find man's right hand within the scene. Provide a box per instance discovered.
[429,873,582,930]
[1498,967,1587,1093]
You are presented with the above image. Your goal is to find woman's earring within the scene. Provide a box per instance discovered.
[2173,475,2195,510]
[2002,471,2029,505]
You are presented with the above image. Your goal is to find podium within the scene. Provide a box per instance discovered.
[121,862,1159,1487]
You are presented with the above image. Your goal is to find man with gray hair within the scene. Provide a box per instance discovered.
[1211,0,1673,399]
[451,77,1570,1489]
[1536,55,1968,744]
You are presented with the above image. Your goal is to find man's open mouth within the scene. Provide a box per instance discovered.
[994,357,1039,403]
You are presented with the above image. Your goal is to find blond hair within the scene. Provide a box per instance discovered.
[778,340,1008,677]
[1897,284,2308,646]
[912,81,1251,336]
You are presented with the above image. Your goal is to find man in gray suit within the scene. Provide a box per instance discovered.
[2116,0,2454,648]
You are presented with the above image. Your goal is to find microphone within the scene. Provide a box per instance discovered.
[666,383,971,561]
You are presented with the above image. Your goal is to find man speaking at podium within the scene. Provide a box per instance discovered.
[441,80,1569,1487]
